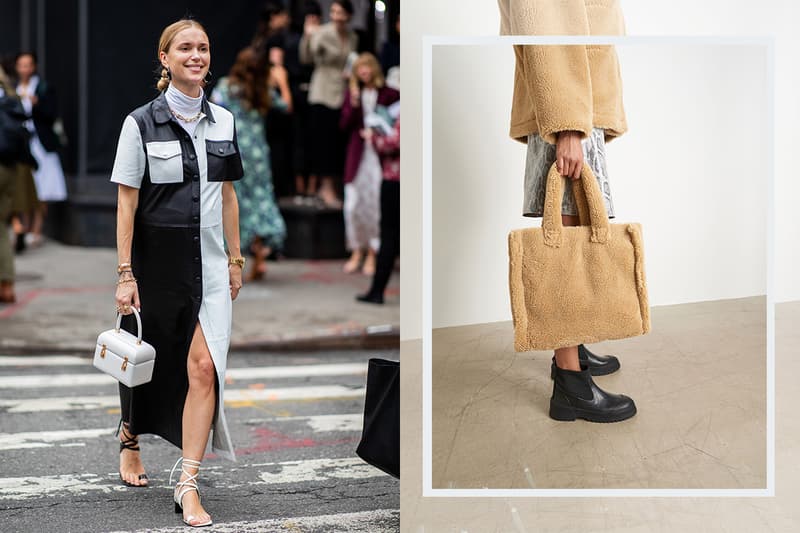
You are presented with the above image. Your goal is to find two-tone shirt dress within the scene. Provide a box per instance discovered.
[110,92,243,461]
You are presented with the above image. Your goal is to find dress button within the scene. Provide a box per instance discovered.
[193,236,199,242]
[218,148,224,153]
[189,154,196,160]
[195,275,201,281]
[194,256,199,262]
[193,216,199,222]
[193,174,199,181]
[192,195,199,201]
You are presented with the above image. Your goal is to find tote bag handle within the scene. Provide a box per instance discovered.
[541,162,610,247]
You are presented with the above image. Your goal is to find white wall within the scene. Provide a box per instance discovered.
[403,0,799,339]
[431,44,767,329]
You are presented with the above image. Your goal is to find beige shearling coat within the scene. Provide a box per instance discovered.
[498,0,628,144]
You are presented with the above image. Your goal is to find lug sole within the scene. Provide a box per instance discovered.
[549,400,637,423]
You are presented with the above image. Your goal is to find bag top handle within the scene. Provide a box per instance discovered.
[114,307,143,345]
[541,162,610,247]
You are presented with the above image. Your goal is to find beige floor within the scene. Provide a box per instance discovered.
[432,297,767,489]
[401,300,800,532]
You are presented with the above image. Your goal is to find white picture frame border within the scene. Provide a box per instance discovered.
[421,35,775,498]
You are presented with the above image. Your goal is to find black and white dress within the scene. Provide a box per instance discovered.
[110,84,243,460]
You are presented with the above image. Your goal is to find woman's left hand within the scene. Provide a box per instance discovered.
[229,265,243,300]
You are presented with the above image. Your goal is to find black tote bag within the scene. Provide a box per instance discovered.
[356,358,399,479]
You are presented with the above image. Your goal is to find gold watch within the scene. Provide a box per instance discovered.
[228,256,246,268]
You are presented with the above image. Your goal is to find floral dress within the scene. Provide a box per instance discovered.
[211,78,286,251]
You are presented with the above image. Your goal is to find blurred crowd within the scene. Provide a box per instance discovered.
[239,0,400,298]
[0,0,400,307]
[1,51,67,303]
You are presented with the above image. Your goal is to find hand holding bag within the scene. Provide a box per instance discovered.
[507,162,650,351]
[93,307,156,387]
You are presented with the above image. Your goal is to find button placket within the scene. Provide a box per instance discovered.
[186,134,203,304]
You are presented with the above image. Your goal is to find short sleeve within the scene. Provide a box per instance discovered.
[229,120,244,181]
[110,115,145,188]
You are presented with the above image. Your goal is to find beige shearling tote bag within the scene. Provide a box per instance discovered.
[508,162,650,352]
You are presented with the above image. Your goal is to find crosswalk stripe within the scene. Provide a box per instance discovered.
[0,428,113,451]
[246,413,363,433]
[111,509,400,533]
[0,457,388,500]
[0,386,365,413]
[0,414,363,451]
[0,363,368,389]
[0,356,89,367]
[250,457,380,485]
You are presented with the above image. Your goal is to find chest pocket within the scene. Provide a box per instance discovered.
[206,139,244,182]
[145,140,184,184]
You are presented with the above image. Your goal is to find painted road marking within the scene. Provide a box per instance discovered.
[252,457,383,485]
[108,509,399,533]
[0,457,389,500]
[0,415,363,451]
[0,363,368,389]
[0,428,114,451]
[245,413,362,433]
[0,356,89,367]
[0,386,365,413]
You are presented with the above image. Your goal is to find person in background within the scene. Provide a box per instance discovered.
[300,0,357,209]
[339,52,399,275]
[265,41,295,198]
[285,0,321,202]
[252,0,291,53]
[380,14,400,75]
[212,47,287,281]
[0,65,37,303]
[14,52,67,248]
[356,103,399,304]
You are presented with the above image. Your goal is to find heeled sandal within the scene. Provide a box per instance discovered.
[169,457,213,528]
[115,420,148,487]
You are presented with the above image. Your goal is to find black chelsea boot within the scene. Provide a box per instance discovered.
[550,344,621,379]
[549,363,637,423]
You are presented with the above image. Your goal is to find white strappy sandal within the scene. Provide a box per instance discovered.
[169,457,213,528]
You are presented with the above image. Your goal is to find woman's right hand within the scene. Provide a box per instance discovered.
[555,130,584,181]
[115,277,140,315]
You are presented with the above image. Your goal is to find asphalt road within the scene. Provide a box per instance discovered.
[0,350,400,532]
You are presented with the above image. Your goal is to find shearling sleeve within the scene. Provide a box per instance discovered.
[514,44,593,145]
[502,0,626,144]
[507,0,595,144]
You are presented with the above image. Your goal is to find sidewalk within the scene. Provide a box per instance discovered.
[0,240,399,354]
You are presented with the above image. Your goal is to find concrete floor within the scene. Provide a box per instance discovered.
[432,297,766,489]
[401,300,800,532]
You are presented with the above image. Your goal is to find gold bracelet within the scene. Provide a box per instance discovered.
[228,256,246,268]
[116,277,137,285]
[117,263,132,274]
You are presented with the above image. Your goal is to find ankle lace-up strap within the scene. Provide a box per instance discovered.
[116,419,139,451]
[170,457,203,503]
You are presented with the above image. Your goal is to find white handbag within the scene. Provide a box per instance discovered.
[93,307,156,388]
